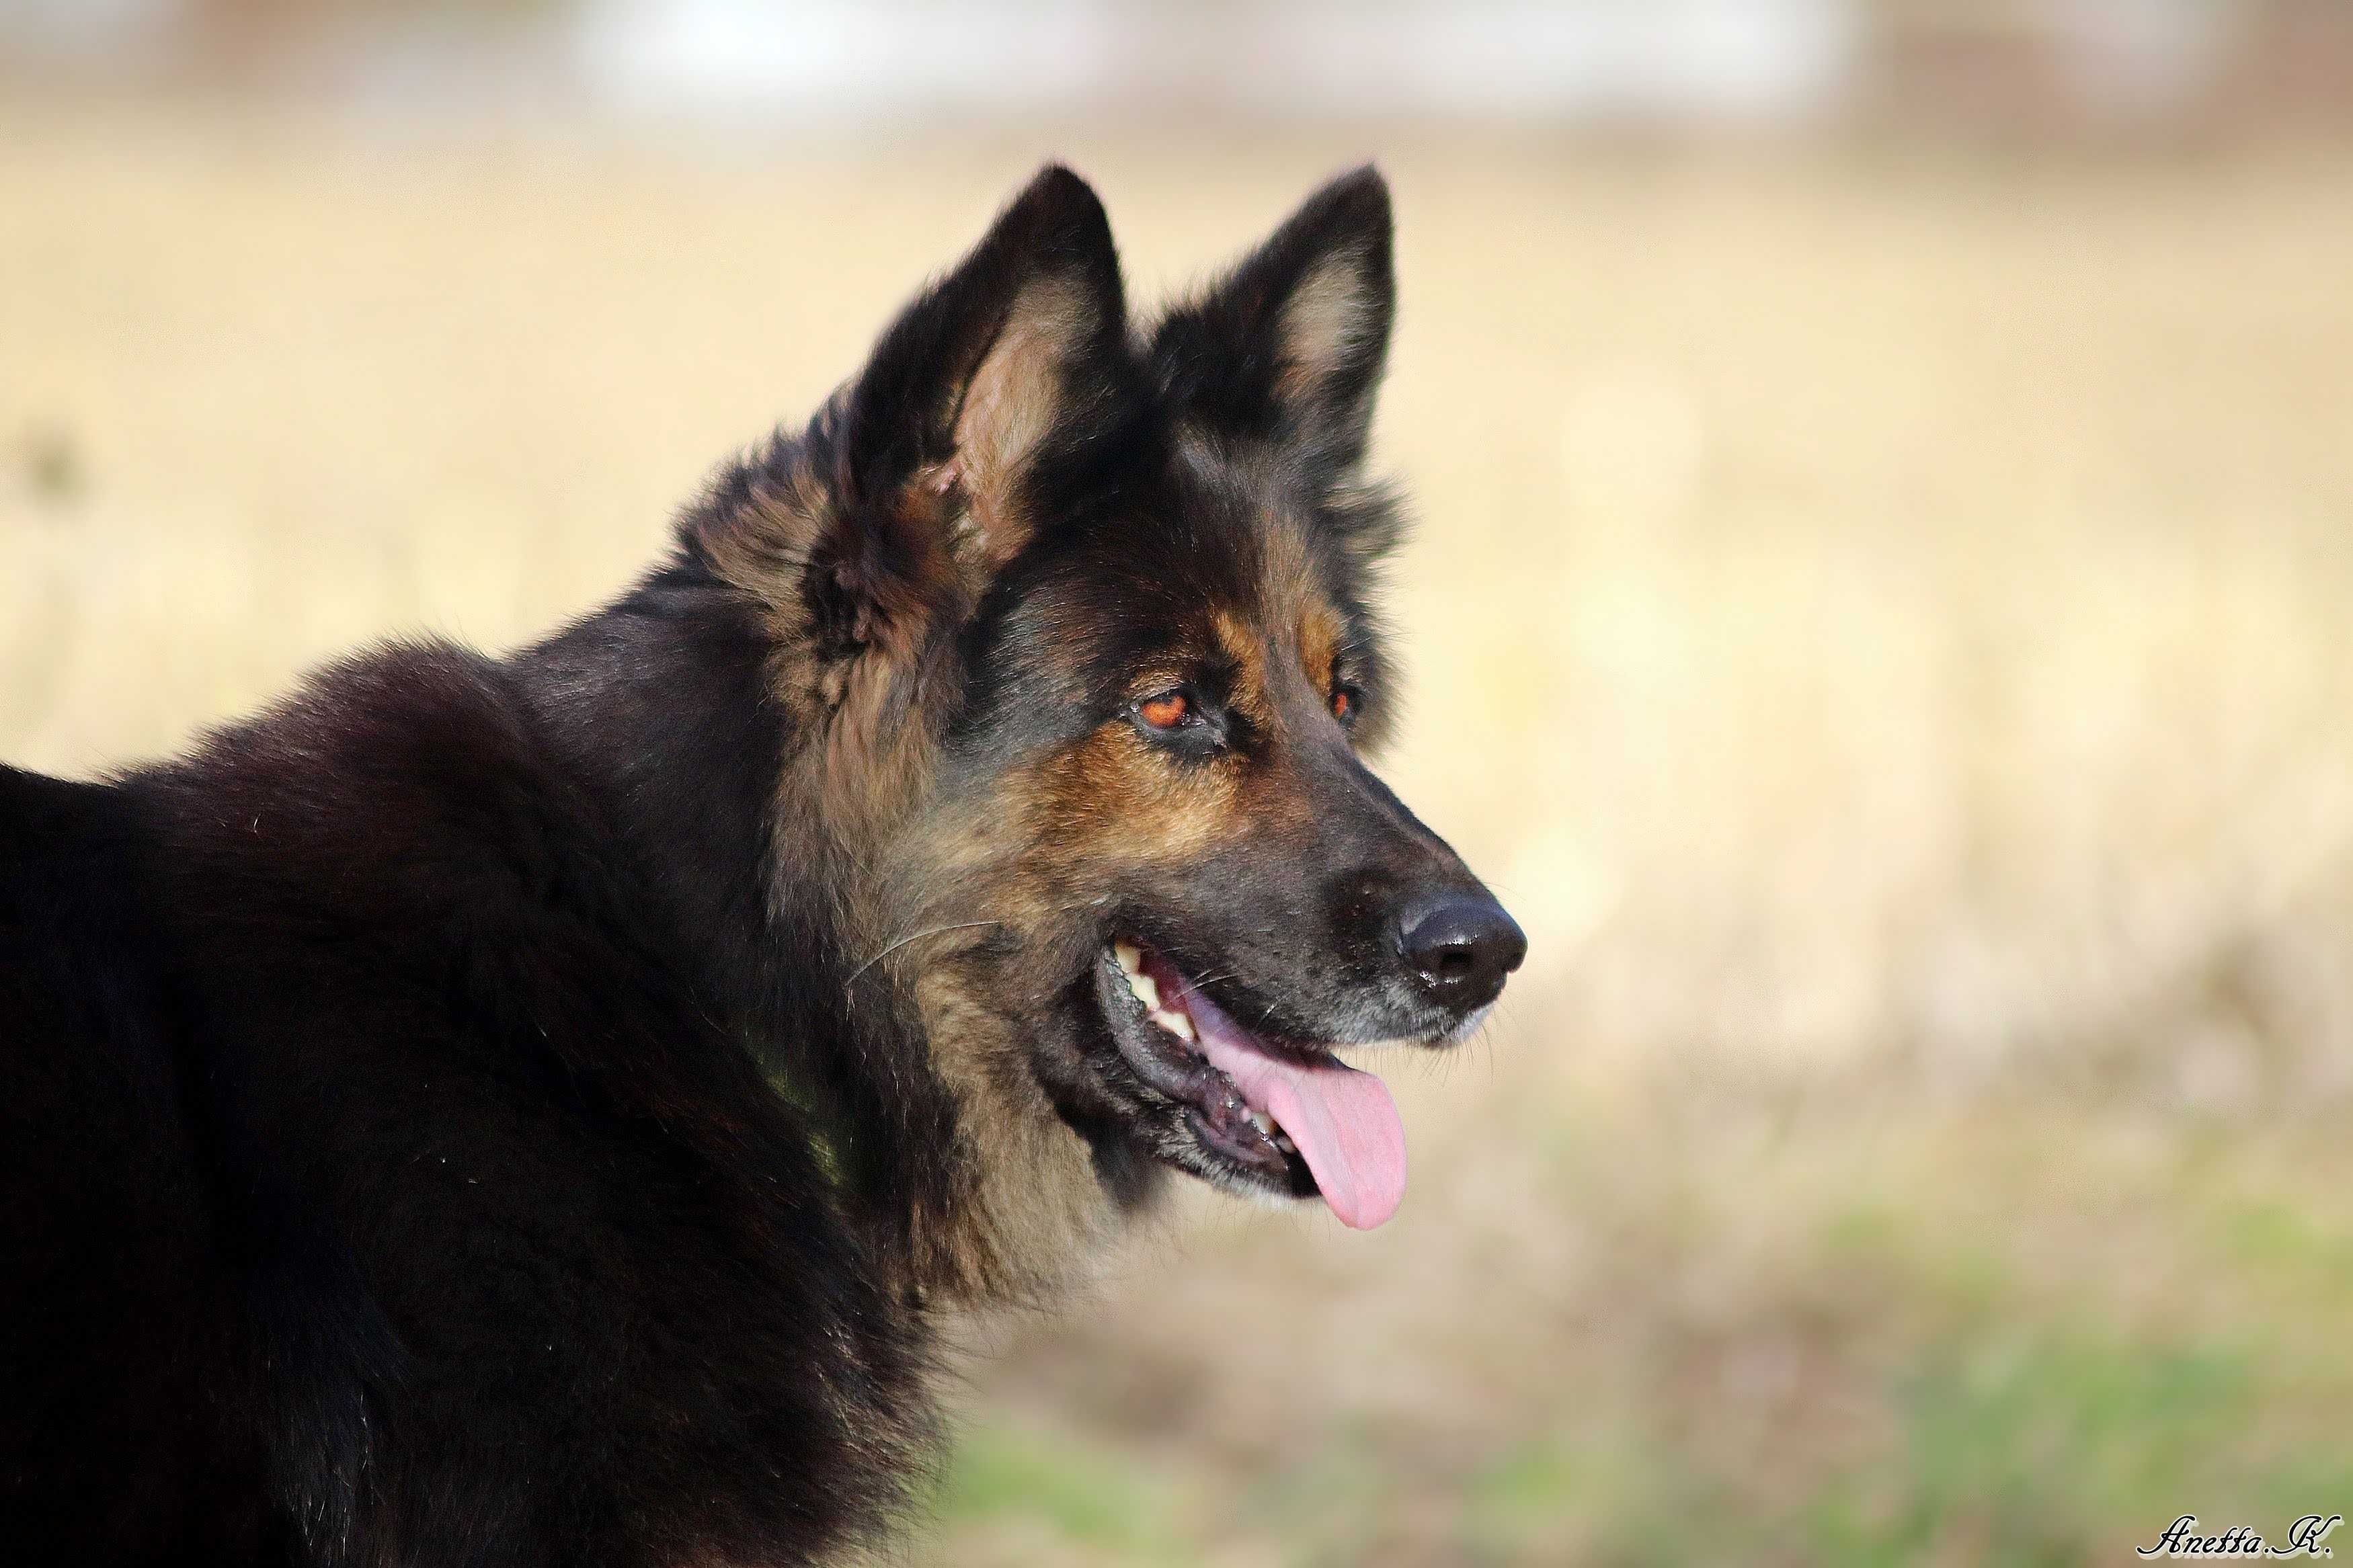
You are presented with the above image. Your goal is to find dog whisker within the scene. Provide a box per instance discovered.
[844,920,1006,998]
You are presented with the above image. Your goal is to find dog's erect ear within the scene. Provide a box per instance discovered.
[835,164,1129,577]
[1150,166,1394,477]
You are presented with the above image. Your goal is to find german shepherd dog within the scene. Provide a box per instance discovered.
[0,165,1523,1565]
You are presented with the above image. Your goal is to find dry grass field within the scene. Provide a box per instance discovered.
[6,107,2353,1565]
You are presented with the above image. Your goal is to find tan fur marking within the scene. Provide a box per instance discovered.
[1249,513,1349,705]
[1209,608,1274,731]
[1300,600,1344,698]
[1255,510,1320,612]
[1053,725,1251,863]
[902,968,1117,1302]
[696,450,829,642]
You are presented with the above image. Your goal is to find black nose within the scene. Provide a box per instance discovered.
[1397,895,1526,1012]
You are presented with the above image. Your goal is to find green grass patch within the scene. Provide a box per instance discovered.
[936,1421,1191,1562]
[2219,1197,2353,1301]
[1833,1332,2262,1562]
[1447,1325,2339,1567]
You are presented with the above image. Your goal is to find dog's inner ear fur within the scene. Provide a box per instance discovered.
[1152,165,1396,474]
[1269,249,1383,436]
[939,275,1091,571]
[811,166,1124,659]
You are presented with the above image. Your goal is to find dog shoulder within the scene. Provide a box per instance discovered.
[99,644,939,1564]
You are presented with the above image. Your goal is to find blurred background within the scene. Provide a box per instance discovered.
[6,3,2353,1563]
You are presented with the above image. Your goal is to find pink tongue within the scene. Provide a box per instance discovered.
[1176,977,1406,1230]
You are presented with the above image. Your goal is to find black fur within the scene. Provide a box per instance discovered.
[4,636,934,1565]
[1,165,1520,1565]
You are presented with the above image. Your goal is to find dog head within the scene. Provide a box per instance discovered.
[694,167,1522,1291]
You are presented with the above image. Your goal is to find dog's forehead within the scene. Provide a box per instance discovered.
[982,430,1368,719]
[1137,433,1343,627]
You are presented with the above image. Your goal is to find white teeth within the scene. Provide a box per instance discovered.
[1113,942,1164,1009]
[1244,1107,1294,1149]
[1113,940,1203,1048]
[1107,942,1287,1151]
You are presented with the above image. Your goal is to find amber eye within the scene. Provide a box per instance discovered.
[1331,684,1363,725]
[1137,690,1194,731]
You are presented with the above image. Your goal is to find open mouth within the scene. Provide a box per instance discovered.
[1092,938,1407,1229]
